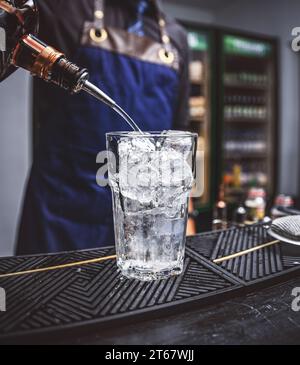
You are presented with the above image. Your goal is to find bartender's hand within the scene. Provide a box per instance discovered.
[186,198,196,236]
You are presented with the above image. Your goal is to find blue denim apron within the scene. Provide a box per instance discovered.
[17,0,180,255]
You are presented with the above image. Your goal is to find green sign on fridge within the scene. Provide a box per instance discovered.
[188,31,208,51]
[224,35,271,57]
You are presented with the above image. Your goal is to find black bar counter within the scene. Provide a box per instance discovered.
[0,225,299,345]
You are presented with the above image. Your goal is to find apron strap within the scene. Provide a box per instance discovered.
[93,0,104,28]
[91,0,175,65]
[154,0,175,64]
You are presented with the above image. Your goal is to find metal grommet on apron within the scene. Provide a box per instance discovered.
[17,0,182,255]
[89,28,108,43]
[158,48,175,64]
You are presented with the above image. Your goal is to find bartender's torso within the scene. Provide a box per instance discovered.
[35,0,189,131]
[17,0,189,255]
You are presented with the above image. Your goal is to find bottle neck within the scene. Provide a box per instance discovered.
[12,35,63,80]
[12,34,89,93]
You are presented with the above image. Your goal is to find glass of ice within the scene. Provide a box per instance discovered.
[106,131,198,281]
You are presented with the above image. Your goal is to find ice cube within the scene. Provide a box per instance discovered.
[161,130,194,160]
[159,151,193,188]
[118,133,157,204]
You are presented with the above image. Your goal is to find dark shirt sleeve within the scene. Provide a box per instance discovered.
[167,21,190,131]
[36,0,92,58]
[174,33,190,131]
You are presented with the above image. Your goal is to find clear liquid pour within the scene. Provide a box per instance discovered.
[82,80,142,132]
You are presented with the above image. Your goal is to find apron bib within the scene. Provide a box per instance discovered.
[17,0,180,255]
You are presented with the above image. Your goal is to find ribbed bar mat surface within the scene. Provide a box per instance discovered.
[0,225,299,341]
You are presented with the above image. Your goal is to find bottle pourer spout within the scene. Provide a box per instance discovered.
[82,80,116,108]
[81,80,141,132]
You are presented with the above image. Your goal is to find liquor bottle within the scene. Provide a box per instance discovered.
[212,185,228,230]
[245,187,266,222]
[232,164,241,188]
[234,205,247,227]
[271,194,294,220]
[0,0,118,110]
[0,0,88,92]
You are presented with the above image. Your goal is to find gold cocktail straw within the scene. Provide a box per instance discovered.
[213,240,280,264]
[0,254,117,279]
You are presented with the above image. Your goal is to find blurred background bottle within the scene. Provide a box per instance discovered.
[234,205,247,227]
[245,187,266,222]
[212,185,228,230]
[271,194,294,220]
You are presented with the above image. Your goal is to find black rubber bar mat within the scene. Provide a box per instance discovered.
[187,224,300,284]
[0,225,299,342]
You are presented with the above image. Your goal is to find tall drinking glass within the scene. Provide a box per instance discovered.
[106,131,197,281]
